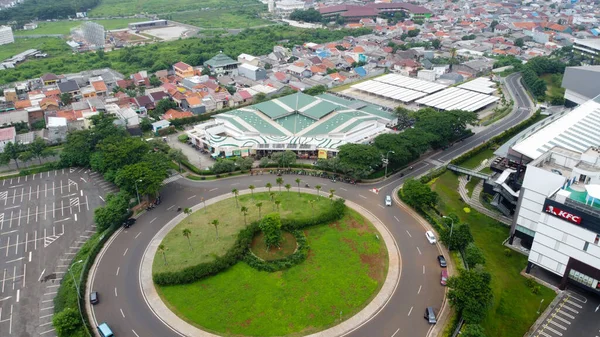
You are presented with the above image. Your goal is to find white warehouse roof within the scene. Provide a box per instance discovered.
[374,73,447,93]
[415,87,499,112]
[458,77,497,94]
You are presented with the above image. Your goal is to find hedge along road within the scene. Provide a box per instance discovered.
[87,74,533,337]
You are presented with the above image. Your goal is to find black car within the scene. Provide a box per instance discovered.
[437,255,447,268]
[123,218,136,228]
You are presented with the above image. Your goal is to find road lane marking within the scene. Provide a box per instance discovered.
[417,247,421,255]
[418,285,422,294]
[394,216,400,222]
[378,204,385,209]
[408,306,413,316]
[209,188,218,192]
[406,230,411,237]
[123,248,128,256]
[99,196,105,202]
[120,308,125,318]
[116,267,120,276]
[132,330,140,337]
[340,187,347,191]
[150,217,157,224]
[423,265,425,274]
[38,269,45,281]
[391,328,400,337]
[187,195,196,200]
[115,287,118,297]
[167,205,175,210]
[359,194,367,199]
[135,232,142,239]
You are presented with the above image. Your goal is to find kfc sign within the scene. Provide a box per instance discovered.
[545,205,582,224]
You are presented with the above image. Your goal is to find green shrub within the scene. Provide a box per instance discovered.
[504,248,512,257]
[53,308,82,337]
[178,134,189,142]
[243,230,308,272]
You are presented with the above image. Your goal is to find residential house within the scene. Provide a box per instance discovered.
[115,107,140,127]
[149,91,170,103]
[25,107,44,125]
[40,97,60,111]
[152,120,171,133]
[46,117,68,143]
[57,80,81,97]
[238,63,267,81]
[0,110,28,126]
[14,99,32,110]
[494,24,511,34]
[131,71,149,87]
[173,62,194,79]
[286,64,312,78]
[90,77,108,96]
[81,86,97,99]
[393,59,421,76]
[232,90,254,106]
[272,71,290,84]
[237,53,260,66]
[181,95,206,114]
[0,127,16,152]
[204,53,240,76]
[134,95,154,110]
[162,109,194,121]
[41,73,59,86]
[4,88,17,103]
[56,109,85,131]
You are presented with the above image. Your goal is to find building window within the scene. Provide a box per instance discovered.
[584,242,589,251]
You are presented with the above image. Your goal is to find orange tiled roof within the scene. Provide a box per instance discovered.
[512,22,537,30]
[15,100,32,109]
[353,46,365,53]
[329,73,347,81]
[91,80,108,92]
[57,110,83,121]
[162,109,194,120]
[186,95,202,106]
[44,89,60,97]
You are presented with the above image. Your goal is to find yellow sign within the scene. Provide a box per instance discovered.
[318,149,327,159]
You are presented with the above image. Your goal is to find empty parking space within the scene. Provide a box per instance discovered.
[0,168,116,336]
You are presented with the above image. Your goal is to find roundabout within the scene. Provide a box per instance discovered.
[140,189,399,337]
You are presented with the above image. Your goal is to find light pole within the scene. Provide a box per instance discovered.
[442,216,454,250]
[68,259,91,337]
[384,150,395,179]
[134,179,143,205]
[537,298,545,314]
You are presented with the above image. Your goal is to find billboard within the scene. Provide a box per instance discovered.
[318,149,327,159]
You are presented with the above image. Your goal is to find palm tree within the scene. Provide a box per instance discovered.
[308,199,315,210]
[210,219,220,239]
[256,202,263,219]
[158,244,167,265]
[183,207,192,224]
[329,189,335,204]
[285,183,291,195]
[295,178,301,195]
[269,192,275,201]
[315,184,322,198]
[274,200,281,212]
[276,177,284,192]
[265,182,272,193]
[241,206,249,225]
[249,185,255,199]
[232,188,239,208]
[182,228,192,251]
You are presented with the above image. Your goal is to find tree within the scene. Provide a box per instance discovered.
[329,189,335,203]
[28,137,55,165]
[93,191,130,232]
[249,185,255,198]
[140,117,153,132]
[265,182,272,193]
[212,159,236,174]
[445,224,474,252]
[52,307,81,336]
[401,178,438,210]
[308,199,315,210]
[407,29,420,37]
[235,156,253,171]
[289,8,323,23]
[447,267,493,324]
[295,178,301,195]
[152,98,177,118]
[274,200,281,212]
[149,75,162,87]
[464,243,486,268]
[285,183,291,195]
[431,39,441,50]
[394,106,414,129]
[269,192,275,202]
[60,92,72,105]
[182,228,192,250]
[271,150,296,168]
[256,202,263,219]
[315,184,322,197]
[462,324,487,337]
[304,85,328,96]
[210,219,220,239]
[158,244,167,265]
[514,38,524,48]
[490,20,499,31]
[3,141,25,169]
[337,143,382,177]
[114,161,167,198]
[168,148,188,173]
[232,188,239,208]
[241,206,249,225]
[259,213,283,250]
[276,177,284,192]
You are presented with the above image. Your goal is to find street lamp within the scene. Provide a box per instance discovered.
[384,150,395,179]
[537,298,545,314]
[68,260,91,337]
[442,216,454,250]
[134,179,143,205]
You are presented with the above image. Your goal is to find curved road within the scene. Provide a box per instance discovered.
[89,73,532,337]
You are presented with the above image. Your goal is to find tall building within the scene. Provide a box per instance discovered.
[81,22,106,49]
[561,66,600,105]
[0,26,14,46]
[573,39,600,65]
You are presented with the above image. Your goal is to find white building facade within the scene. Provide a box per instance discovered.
[0,26,14,46]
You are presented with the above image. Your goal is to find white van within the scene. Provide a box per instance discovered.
[425,230,436,244]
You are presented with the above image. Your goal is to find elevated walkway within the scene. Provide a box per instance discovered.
[447,164,492,180]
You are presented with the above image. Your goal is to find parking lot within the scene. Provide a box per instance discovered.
[532,290,600,337]
[0,168,117,336]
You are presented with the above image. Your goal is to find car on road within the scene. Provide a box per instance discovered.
[424,307,437,324]
[437,255,447,268]
[441,270,448,286]
[123,218,136,228]
[385,195,392,206]
[425,230,436,244]
[90,291,99,305]
[97,323,114,337]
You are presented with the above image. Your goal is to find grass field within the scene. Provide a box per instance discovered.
[540,73,565,100]
[459,148,496,170]
[157,208,387,336]
[13,19,147,36]
[430,172,556,337]
[0,37,71,61]
[153,191,332,274]
[89,0,263,17]
[168,9,271,29]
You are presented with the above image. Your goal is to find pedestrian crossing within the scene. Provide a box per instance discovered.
[163,174,182,185]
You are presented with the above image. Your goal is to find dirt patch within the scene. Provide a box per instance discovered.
[342,237,358,252]
[239,318,253,328]
[347,217,369,235]
[360,253,385,282]
[329,221,342,231]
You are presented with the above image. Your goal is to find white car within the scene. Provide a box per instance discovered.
[385,195,392,206]
[425,230,436,244]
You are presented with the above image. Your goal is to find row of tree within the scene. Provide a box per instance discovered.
[1,137,56,169]
[0,0,100,26]
[312,107,476,179]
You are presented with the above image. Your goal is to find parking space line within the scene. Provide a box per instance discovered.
[115,287,118,297]
[135,232,142,239]
[565,300,582,308]
[562,305,579,314]
[416,247,422,255]
[40,329,55,334]
[20,187,23,202]
[36,205,38,222]
[557,310,575,319]
[37,184,39,199]
[543,325,563,336]
[14,234,18,254]
[553,315,571,325]
[407,306,413,316]
[28,186,31,201]
[17,209,21,227]
[40,306,53,310]
[5,236,9,256]
[86,195,89,211]
[24,232,28,252]
[34,230,37,250]
[2,268,6,292]
[40,313,53,318]
[27,207,30,224]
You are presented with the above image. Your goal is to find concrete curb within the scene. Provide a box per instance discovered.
[138,188,401,337]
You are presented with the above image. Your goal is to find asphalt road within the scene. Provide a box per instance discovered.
[532,290,600,337]
[90,74,534,337]
[0,168,117,337]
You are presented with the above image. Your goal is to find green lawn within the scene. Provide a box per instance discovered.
[157,208,387,336]
[154,191,333,273]
[168,9,272,29]
[89,0,263,17]
[459,148,495,169]
[540,73,565,99]
[0,37,71,61]
[14,19,147,36]
[430,172,556,337]
[466,177,480,198]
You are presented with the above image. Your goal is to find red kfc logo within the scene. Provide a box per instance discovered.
[545,205,582,224]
